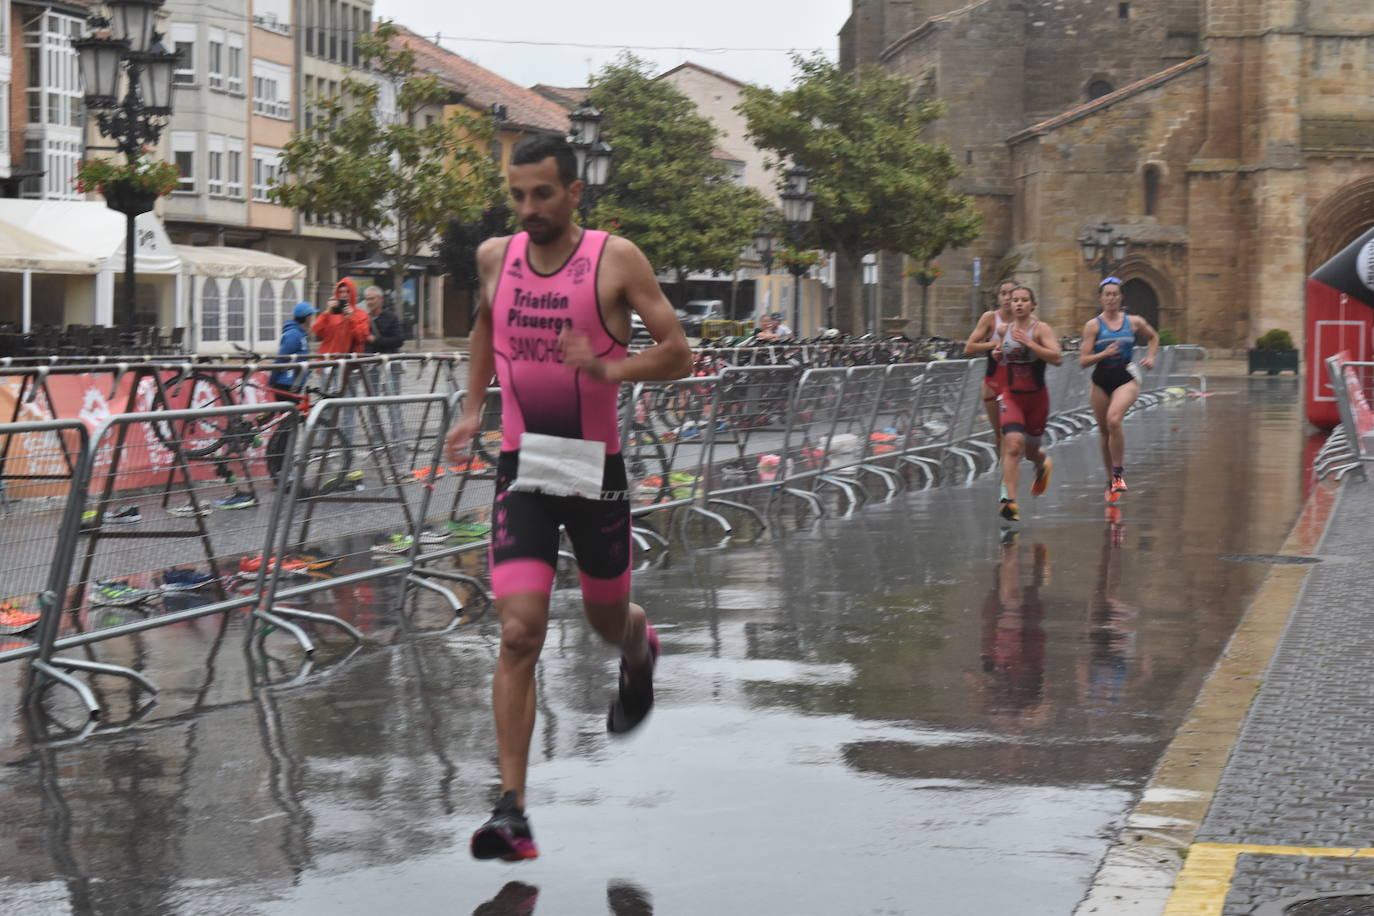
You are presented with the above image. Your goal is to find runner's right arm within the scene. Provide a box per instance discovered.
[445,237,505,460]
[964,311,996,356]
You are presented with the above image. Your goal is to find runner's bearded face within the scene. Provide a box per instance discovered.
[508,157,581,247]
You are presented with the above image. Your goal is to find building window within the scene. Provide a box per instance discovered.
[171,23,196,85]
[252,146,283,202]
[252,60,291,119]
[226,33,244,94]
[226,279,246,343]
[202,279,222,342]
[25,13,83,132]
[257,282,277,341]
[207,28,224,90]
[1087,80,1114,100]
[1143,165,1160,216]
[207,134,225,195]
[171,131,196,193]
[1119,2,1130,18]
[254,0,292,34]
[226,139,245,199]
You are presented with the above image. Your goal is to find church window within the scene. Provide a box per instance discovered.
[1143,166,1160,216]
[1087,80,1114,100]
[1119,3,1130,18]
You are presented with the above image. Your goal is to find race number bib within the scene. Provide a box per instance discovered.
[508,433,606,500]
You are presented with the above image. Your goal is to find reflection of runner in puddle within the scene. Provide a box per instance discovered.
[473,881,539,916]
[977,534,1050,727]
[1078,507,1143,712]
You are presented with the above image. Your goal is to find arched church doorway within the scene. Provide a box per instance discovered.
[1122,278,1159,330]
[1306,177,1374,273]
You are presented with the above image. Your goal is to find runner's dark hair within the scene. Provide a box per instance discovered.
[511,134,579,186]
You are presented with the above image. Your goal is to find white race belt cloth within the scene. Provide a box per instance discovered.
[507,433,607,501]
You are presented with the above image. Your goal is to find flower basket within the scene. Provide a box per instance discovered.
[103,179,160,217]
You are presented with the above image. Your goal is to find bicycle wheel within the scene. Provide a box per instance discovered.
[150,372,236,458]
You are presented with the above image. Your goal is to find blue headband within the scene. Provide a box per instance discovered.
[1099,277,1123,288]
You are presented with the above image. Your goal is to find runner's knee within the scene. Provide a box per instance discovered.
[498,606,548,659]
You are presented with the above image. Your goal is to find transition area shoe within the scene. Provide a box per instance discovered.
[238,555,310,577]
[446,520,493,541]
[215,490,258,510]
[370,533,415,555]
[0,601,41,636]
[999,498,1020,522]
[471,791,539,862]
[160,567,215,590]
[418,526,451,545]
[1031,457,1053,496]
[166,502,213,518]
[91,579,160,607]
[608,623,660,735]
[104,506,142,523]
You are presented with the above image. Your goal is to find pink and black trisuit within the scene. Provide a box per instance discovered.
[488,229,633,602]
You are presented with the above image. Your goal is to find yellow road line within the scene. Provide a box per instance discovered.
[1164,842,1374,915]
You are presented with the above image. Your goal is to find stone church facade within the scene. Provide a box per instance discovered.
[842,0,1374,349]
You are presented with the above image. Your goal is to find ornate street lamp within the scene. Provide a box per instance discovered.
[752,226,776,275]
[1080,221,1130,279]
[780,164,816,333]
[76,0,179,330]
[567,105,612,224]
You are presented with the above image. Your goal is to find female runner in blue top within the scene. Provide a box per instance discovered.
[1079,277,1159,503]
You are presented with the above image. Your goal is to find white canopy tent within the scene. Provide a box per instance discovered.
[175,246,307,354]
[0,202,308,351]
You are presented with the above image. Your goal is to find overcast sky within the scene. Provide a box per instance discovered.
[373,0,844,90]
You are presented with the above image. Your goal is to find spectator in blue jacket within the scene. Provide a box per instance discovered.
[270,301,317,393]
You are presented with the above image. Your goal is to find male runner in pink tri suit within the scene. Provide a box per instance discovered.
[444,134,692,862]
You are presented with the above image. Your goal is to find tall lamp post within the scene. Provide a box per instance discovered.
[567,103,613,224]
[779,165,816,334]
[1079,221,1129,280]
[76,0,179,331]
[752,226,775,326]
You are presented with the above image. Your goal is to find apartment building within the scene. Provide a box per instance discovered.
[6,0,86,200]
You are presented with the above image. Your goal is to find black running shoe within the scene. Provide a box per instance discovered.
[608,623,660,735]
[470,791,539,861]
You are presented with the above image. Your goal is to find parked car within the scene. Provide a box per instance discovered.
[675,299,725,337]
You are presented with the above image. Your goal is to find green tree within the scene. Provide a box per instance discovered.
[740,54,982,333]
[587,55,767,305]
[271,20,502,322]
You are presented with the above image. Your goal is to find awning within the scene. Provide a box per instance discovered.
[0,199,181,275]
[174,245,307,280]
[0,220,100,273]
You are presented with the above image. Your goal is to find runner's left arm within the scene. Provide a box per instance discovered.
[1132,316,1160,368]
[1027,322,1063,366]
[560,237,692,384]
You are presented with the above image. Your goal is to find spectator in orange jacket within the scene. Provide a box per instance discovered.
[313,278,370,355]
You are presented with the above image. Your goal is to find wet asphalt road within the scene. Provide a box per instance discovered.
[0,377,1308,915]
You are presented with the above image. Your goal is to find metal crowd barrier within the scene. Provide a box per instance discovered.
[1318,356,1373,482]
[2,346,1199,727]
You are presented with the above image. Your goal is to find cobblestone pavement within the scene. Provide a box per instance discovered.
[1168,479,1374,915]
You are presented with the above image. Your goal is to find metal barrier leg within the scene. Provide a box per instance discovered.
[251,608,317,655]
[267,606,364,643]
[704,497,768,531]
[43,655,160,696]
[29,660,100,720]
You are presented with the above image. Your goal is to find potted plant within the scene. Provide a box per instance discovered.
[75,151,180,216]
[1247,328,1299,375]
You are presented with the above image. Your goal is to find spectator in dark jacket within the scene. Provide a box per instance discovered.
[364,285,406,440]
[270,301,316,392]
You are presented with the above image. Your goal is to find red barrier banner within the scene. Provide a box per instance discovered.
[1,371,275,495]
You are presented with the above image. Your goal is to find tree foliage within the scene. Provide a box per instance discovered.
[271,21,503,294]
[587,55,767,294]
[740,54,982,330]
